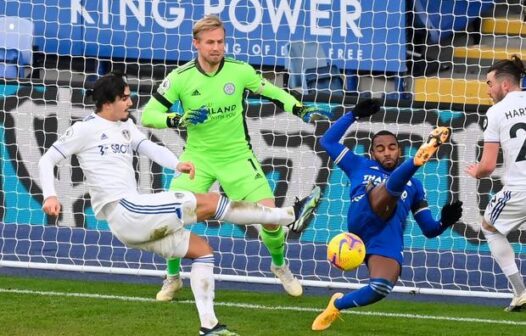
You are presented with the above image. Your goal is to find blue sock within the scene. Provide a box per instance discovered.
[334,278,393,310]
[385,159,420,197]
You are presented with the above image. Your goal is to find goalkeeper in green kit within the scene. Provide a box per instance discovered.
[142,14,331,301]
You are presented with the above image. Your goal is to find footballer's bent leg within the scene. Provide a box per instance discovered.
[193,193,296,226]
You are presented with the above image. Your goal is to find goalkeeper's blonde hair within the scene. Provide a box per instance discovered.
[193,15,225,40]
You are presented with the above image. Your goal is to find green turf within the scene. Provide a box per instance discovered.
[0,275,524,336]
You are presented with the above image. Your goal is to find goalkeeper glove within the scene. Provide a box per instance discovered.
[293,105,333,123]
[166,106,209,128]
[351,98,382,119]
[440,200,463,228]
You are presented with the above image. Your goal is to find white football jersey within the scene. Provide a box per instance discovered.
[484,91,526,189]
[51,113,146,215]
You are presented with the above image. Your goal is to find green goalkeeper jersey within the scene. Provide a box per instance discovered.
[141,57,300,160]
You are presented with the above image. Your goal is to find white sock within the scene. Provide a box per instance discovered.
[190,255,217,329]
[483,228,525,295]
[214,196,294,226]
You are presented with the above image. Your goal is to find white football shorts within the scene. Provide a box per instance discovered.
[483,189,526,235]
[105,191,197,258]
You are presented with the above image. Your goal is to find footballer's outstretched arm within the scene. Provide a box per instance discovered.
[38,147,67,216]
[320,113,363,173]
[135,138,194,178]
[413,185,463,238]
[38,147,67,201]
[136,139,180,172]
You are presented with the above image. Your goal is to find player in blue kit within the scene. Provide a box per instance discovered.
[312,99,463,331]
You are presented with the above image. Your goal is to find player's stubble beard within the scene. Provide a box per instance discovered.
[380,157,400,171]
[204,54,222,69]
[491,90,505,104]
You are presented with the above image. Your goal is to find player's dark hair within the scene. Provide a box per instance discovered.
[487,55,526,85]
[371,130,399,151]
[92,72,128,113]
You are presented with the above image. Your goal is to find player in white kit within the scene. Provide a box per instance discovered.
[466,55,526,312]
[38,72,321,335]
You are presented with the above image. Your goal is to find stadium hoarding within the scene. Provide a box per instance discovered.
[0,0,406,72]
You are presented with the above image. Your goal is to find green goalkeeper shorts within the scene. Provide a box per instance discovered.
[169,150,274,202]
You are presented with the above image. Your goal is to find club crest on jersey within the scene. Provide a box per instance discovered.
[224,82,235,95]
[58,127,74,143]
[121,129,131,141]
[158,78,171,95]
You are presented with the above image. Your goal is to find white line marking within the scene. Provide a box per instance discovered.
[1,288,524,326]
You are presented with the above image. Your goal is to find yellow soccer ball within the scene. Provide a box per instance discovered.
[327,232,366,271]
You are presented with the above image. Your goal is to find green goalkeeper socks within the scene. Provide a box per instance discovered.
[260,226,285,267]
[167,228,285,272]
[167,257,181,277]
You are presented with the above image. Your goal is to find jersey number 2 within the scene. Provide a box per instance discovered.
[510,122,526,162]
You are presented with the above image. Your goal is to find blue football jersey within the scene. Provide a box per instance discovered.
[341,151,426,232]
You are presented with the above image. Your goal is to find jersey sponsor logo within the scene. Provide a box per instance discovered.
[98,143,131,155]
[157,78,171,95]
[191,89,201,96]
[363,174,385,186]
[121,129,131,141]
[209,104,237,115]
[224,82,235,95]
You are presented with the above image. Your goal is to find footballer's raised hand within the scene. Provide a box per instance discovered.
[177,161,195,180]
[440,201,463,228]
[43,196,61,216]
[352,98,382,119]
[293,105,333,123]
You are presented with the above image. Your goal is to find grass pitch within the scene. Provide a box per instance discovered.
[0,275,524,336]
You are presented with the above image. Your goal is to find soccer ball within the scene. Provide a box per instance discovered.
[327,232,366,271]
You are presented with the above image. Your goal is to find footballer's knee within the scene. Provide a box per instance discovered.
[258,199,279,230]
[368,184,397,220]
[185,233,213,259]
[262,224,280,231]
[194,192,221,220]
[481,220,503,245]
[481,219,497,234]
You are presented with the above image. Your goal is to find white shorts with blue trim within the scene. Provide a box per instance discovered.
[483,190,526,235]
[106,191,197,258]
